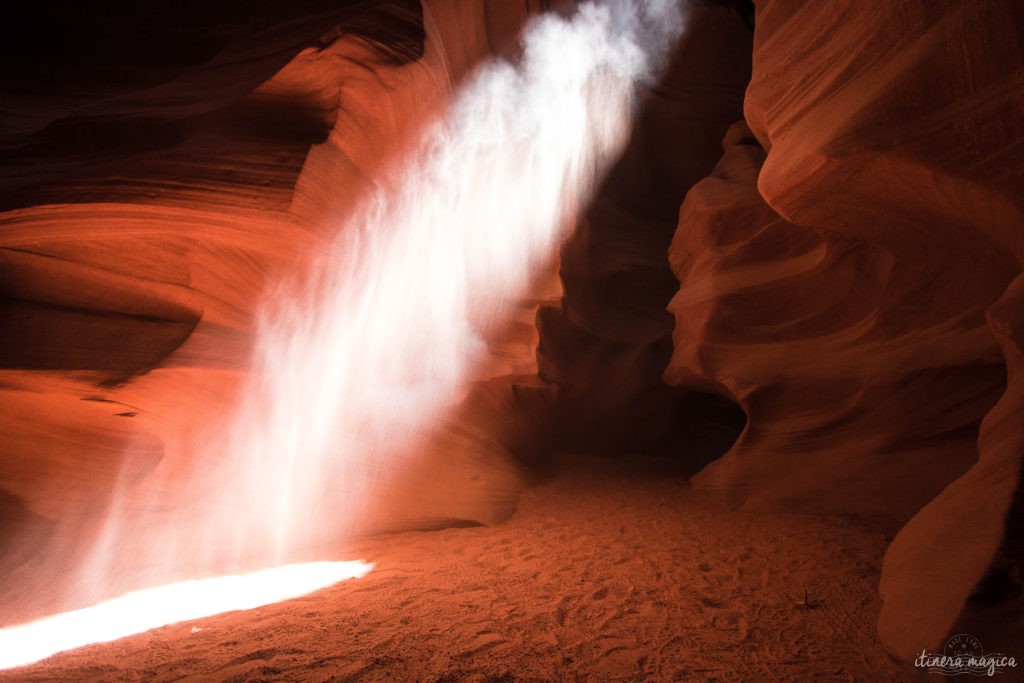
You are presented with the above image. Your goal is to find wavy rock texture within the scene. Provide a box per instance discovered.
[537,3,751,464]
[0,0,549,624]
[667,0,1023,659]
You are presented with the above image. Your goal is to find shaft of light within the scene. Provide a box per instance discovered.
[18,0,687,659]
[0,561,373,670]
[198,0,689,565]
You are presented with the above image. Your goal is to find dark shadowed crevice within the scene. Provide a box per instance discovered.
[534,3,753,474]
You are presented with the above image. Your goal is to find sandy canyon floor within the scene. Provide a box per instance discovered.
[4,457,912,681]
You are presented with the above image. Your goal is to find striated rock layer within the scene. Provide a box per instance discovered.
[666,0,1023,660]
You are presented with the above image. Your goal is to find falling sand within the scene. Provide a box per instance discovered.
[6,456,910,681]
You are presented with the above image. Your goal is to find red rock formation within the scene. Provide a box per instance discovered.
[668,122,1010,517]
[666,0,1023,660]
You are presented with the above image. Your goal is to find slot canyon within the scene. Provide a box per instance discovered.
[1,0,1022,680]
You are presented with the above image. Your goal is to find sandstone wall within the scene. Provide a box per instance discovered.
[666,0,1024,659]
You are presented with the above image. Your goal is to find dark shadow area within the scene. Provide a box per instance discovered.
[0,299,198,380]
[0,247,202,381]
[537,302,746,474]
[534,2,753,477]
[0,0,424,211]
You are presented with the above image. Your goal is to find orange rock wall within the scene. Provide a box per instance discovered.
[666,0,1023,658]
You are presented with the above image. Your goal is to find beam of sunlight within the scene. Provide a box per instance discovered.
[193,0,689,566]
[1,0,687,668]
[0,560,373,670]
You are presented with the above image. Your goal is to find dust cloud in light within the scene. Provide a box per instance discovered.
[204,0,688,566]
[0,0,686,670]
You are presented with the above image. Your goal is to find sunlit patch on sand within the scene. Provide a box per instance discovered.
[0,560,373,670]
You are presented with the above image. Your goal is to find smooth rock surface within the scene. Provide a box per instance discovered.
[665,0,1024,659]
